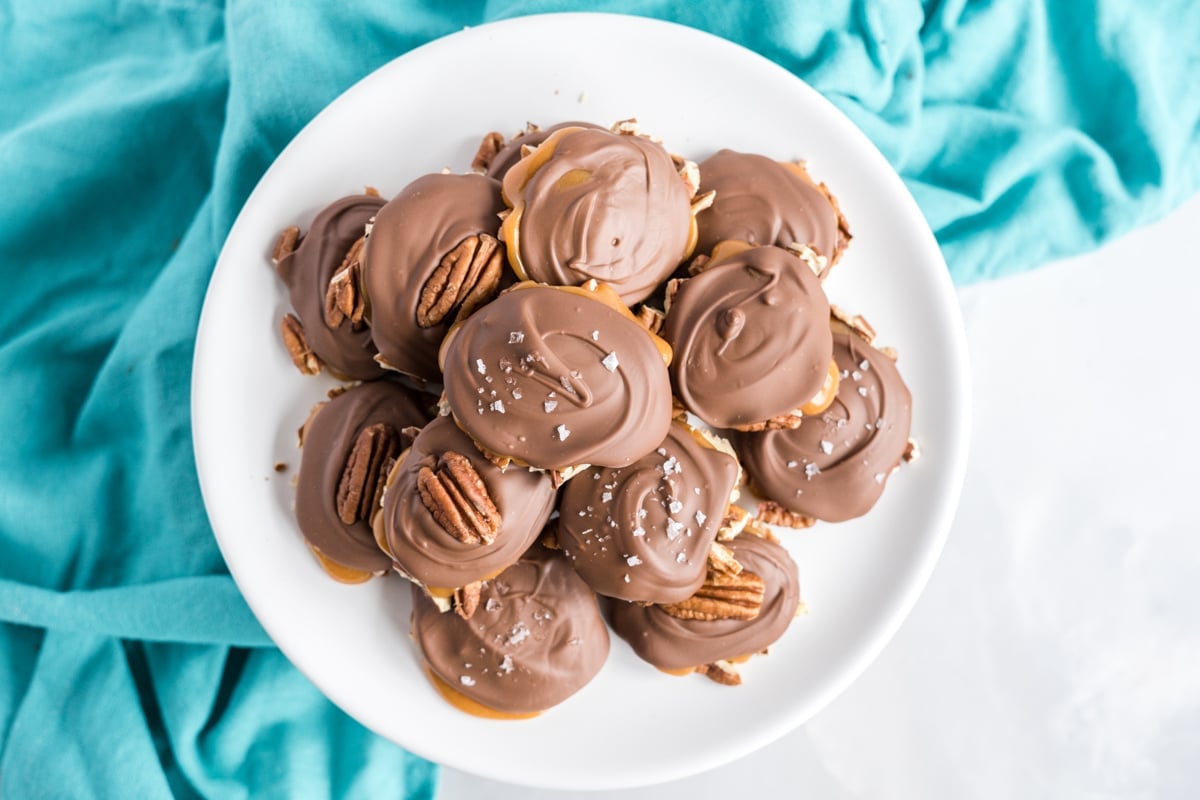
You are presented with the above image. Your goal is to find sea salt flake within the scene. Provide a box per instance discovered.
[490,399,506,414]
[475,358,487,375]
[859,359,870,371]
[875,472,886,484]
[509,331,525,344]
[805,463,821,479]
[668,499,684,514]
[676,552,687,564]
[507,623,530,646]
[485,598,502,612]
[511,388,522,400]
[632,526,645,537]
[544,398,558,413]
[623,573,630,583]
[498,655,514,674]
[786,460,799,469]
[626,555,642,567]
[858,386,868,397]
[663,456,680,475]
[556,424,571,441]
[602,352,620,372]
[657,448,668,456]
[666,519,684,540]
[851,370,862,381]
[694,509,707,525]
[819,440,833,455]
[459,675,476,687]
[591,330,600,341]
[601,491,613,503]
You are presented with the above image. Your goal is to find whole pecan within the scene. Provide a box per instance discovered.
[416,451,502,545]
[336,423,403,525]
[415,234,504,328]
[661,567,766,622]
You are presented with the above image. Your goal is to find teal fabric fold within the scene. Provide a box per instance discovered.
[2,1,1198,797]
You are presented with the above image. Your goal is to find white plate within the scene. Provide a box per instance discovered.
[193,13,970,791]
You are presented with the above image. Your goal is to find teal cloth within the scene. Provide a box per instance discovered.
[2,1,1199,796]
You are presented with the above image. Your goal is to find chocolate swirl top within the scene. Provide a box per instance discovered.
[608,534,800,670]
[377,415,556,589]
[694,150,849,277]
[485,120,602,180]
[363,173,506,382]
[662,246,833,428]
[275,194,387,380]
[734,327,912,522]
[440,284,673,470]
[557,421,740,603]
[411,545,610,714]
[295,381,430,573]
[501,127,693,305]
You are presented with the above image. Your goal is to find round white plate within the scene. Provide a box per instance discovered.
[193,13,970,791]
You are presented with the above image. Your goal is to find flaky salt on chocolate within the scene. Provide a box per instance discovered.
[733,316,913,523]
[557,420,740,604]
[438,281,673,474]
[411,544,609,717]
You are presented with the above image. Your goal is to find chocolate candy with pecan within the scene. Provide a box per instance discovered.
[363,173,507,383]
[294,380,430,581]
[273,193,388,380]
[376,415,555,615]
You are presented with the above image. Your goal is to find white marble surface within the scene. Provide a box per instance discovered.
[438,192,1200,799]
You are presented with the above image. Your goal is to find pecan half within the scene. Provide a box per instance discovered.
[336,423,403,525]
[471,131,505,173]
[416,451,501,545]
[416,234,504,328]
[272,226,300,264]
[707,541,743,577]
[696,660,743,686]
[280,313,321,375]
[661,568,765,622]
[756,501,815,530]
[454,580,483,620]
[325,237,367,330]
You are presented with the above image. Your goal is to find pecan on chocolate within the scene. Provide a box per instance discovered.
[453,580,483,620]
[416,451,502,545]
[415,234,504,328]
[324,237,367,330]
[661,567,765,622]
[280,313,321,375]
[336,423,404,525]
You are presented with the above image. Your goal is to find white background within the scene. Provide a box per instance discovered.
[439,191,1200,799]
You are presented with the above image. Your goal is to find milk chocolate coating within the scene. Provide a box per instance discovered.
[502,128,693,305]
[441,285,672,470]
[485,120,602,180]
[295,381,430,573]
[695,150,846,276]
[608,535,800,670]
[662,246,833,428]
[275,194,387,380]
[411,545,610,714]
[734,329,913,522]
[558,422,739,603]
[378,415,556,588]
[363,173,506,382]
